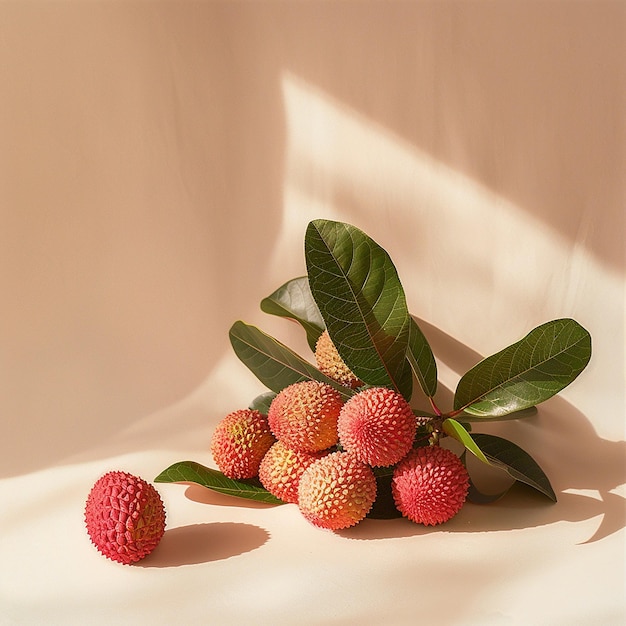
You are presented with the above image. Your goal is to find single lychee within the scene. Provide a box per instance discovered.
[267,380,343,452]
[210,409,275,479]
[258,441,330,504]
[338,387,416,466]
[392,445,470,526]
[314,330,362,388]
[85,471,166,565]
[297,451,377,530]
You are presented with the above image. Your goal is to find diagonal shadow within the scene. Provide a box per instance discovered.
[138,522,270,567]
[279,2,625,272]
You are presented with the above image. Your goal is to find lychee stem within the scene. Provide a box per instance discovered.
[429,397,442,417]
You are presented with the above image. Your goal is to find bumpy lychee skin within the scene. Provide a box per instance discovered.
[297,452,377,530]
[315,330,362,388]
[85,471,166,565]
[267,381,343,452]
[258,441,329,504]
[210,409,275,479]
[392,445,470,526]
[338,387,416,467]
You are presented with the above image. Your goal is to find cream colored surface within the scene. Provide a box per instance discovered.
[1,2,624,625]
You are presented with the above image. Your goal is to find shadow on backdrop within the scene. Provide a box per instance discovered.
[276,0,625,271]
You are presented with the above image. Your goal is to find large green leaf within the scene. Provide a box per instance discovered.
[454,319,591,417]
[305,219,412,399]
[470,433,556,501]
[154,461,284,505]
[260,276,325,352]
[407,316,437,398]
[229,320,354,401]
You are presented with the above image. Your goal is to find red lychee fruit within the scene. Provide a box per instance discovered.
[338,387,416,466]
[210,409,275,479]
[258,441,330,504]
[85,471,166,565]
[267,380,343,452]
[392,445,470,526]
[314,330,362,388]
[297,451,377,530]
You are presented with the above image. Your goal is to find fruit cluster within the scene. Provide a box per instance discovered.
[85,219,592,561]
[210,331,470,531]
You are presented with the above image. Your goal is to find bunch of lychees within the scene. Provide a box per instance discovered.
[210,331,469,531]
[85,219,592,562]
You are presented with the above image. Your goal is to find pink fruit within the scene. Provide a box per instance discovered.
[338,387,416,466]
[258,441,329,504]
[210,409,275,479]
[85,471,166,564]
[392,446,470,526]
[315,330,362,388]
[268,381,343,452]
[297,452,377,530]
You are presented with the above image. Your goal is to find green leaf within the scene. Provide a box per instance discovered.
[305,219,412,399]
[154,461,285,505]
[248,391,276,415]
[470,433,557,501]
[459,406,538,422]
[229,320,354,401]
[260,276,325,352]
[406,316,437,397]
[454,319,591,417]
[442,418,489,465]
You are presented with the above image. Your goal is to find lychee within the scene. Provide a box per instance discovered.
[297,451,377,530]
[392,445,470,526]
[85,471,166,565]
[314,330,362,388]
[338,387,416,466]
[267,380,343,452]
[210,409,275,479]
[258,441,329,504]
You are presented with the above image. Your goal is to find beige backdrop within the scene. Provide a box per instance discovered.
[1,2,624,625]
